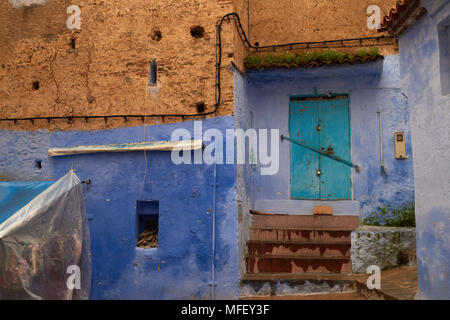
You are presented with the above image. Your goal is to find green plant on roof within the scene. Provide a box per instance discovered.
[275,52,295,64]
[322,49,338,62]
[369,47,380,58]
[244,54,261,68]
[335,51,347,62]
[244,48,382,69]
[262,53,275,65]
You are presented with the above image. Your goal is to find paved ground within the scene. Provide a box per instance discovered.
[354,266,418,300]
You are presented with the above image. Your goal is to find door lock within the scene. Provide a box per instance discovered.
[316,169,321,176]
[325,145,335,155]
[317,124,321,131]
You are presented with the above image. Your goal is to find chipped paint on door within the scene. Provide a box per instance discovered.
[289,97,351,200]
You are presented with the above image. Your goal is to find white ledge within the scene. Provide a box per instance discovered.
[48,140,203,157]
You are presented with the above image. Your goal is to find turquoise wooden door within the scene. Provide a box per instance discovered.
[289,97,351,200]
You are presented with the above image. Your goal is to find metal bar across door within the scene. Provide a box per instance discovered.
[281,135,360,171]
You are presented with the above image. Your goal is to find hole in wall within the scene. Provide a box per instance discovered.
[195,102,206,113]
[32,81,40,90]
[190,25,205,38]
[254,42,260,47]
[136,200,159,249]
[35,160,42,170]
[151,28,162,41]
[70,38,76,49]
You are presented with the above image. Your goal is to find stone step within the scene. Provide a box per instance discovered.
[251,213,359,229]
[247,240,351,258]
[245,255,352,274]
[239,275,356,298]
[242,272,355,282]
[250,227,352,243]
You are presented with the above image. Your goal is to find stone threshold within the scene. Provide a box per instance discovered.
[253,200,360,215]
[240,265,418,300]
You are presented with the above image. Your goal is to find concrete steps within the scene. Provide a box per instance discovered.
[245,212,358,275]
[241,212,359,298]
[251,214,359,229]
[250,227,353,242]
[247,240,351,258]
[246,255,352,273]
[239,273,356,298]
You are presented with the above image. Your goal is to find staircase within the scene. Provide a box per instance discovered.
[241,211,359,297]
[245,213,358,275]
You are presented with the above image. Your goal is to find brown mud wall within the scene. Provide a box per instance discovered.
[0,0,235,131]
[1,1,399,131]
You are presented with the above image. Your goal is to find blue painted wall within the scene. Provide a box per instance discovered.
[398,0,450,299]
[233,68,255,277]
[0,116,239,299]
[238,55,414,218]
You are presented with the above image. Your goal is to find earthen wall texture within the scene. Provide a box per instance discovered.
[1,1,400,131]
[247,0,399,56]
[233,0,250,72]
[0,0,236,131]
[248,0,398,44]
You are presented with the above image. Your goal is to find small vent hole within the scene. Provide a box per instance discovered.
[151,28,162,41]
[190,25,205,38]
[196,102,206,113]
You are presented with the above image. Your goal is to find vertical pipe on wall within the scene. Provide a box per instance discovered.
[377,110,387,176]
[210,162,217,299]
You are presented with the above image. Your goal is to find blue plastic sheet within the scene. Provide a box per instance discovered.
[0,172,91,300]
[0,181,54,225]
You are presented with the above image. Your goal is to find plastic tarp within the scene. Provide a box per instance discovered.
[0,171,91,300]
[0,181,54,225]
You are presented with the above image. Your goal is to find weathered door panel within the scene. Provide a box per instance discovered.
[289,97,351,200]
[289,101,320,199]
[318,99,352,200]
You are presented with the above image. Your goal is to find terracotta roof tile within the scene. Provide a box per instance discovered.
[379,0,427,36]
[245,55,384,70]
